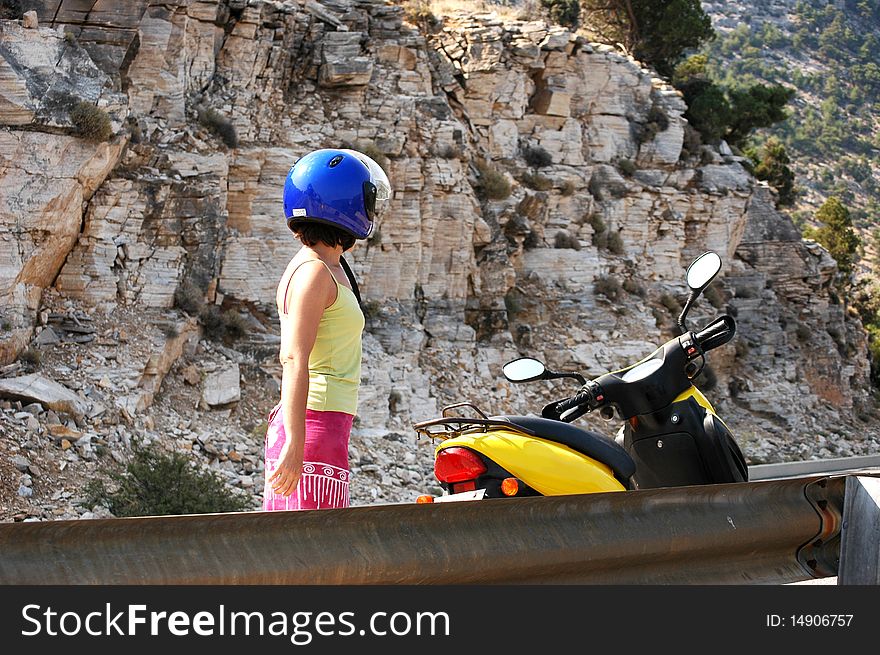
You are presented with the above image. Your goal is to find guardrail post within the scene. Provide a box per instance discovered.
[838,476,880,585]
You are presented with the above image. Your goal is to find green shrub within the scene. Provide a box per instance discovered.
[660,292,682,314]
[617,158,637,177]
[0,0,23,19]
[606,231,625,254]
[70,101,113,142]
[523,144,553,168]
[85,443,251,517]
[475,160,511,200]
[540,0,580,28]
[594,275,623,301]
[803,196,860,276]
[703,284,725,309]
[199,108,238,148]
[18,347,41,367]
[587,213,606,235]
[561,180,576,196]
[174,281,205,315]
[199,305,249,344]
[434,144,462,159]
[795,324,811,342]
[362,299,382,320]
[553,230,581,250]
[623,278,646,297]
[521,171,554,191]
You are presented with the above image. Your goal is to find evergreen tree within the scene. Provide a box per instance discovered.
[805,196,861,276]
[747,137,796,206]
[541,0,580,27]
[581,0,714,77]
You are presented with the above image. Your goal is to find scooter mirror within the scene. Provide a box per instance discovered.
[502,357,546,383]
[686,251,722,292]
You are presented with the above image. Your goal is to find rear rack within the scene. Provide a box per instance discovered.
[413,402,537,441]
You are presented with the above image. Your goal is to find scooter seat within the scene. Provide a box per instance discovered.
[499,415,636,483]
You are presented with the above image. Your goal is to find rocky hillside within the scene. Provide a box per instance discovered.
[1,0,878,522]
[701,0,879,244]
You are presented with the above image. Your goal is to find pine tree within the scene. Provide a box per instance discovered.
[805,196,861,276]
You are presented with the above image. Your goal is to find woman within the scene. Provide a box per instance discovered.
[263,148,390,511]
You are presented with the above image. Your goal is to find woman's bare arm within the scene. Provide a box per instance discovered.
[269,261,336,497]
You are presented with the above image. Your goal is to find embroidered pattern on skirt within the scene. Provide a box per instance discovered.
[263,461,350,510]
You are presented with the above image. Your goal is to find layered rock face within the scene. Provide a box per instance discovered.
[1,0,877,517]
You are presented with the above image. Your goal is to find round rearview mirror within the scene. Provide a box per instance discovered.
[686,251,722,291]
[502,357,546,383]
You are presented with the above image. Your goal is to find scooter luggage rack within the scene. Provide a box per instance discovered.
[413,402,537,441]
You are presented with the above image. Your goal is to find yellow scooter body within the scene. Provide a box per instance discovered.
[433,385,720,497]
[435,430,626,496]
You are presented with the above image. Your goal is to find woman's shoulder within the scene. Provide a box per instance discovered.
[277,257,337,313]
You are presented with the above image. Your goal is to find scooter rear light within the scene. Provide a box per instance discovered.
[435,447,487,483]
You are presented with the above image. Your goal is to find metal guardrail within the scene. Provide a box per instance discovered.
[0,475,846,585]
[749,455,880,481]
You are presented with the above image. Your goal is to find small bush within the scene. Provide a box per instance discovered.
[199,108,238,148]
[703,284,725,309]
[561,180,576,196]
[0,0,23,19]
[540,0,580,27]
[434,144,462,159]
[199,305,249,344]
[553,230,581,250]
[617,158,637,177]
[362,299,382,320]
[623,278,646,297]
[70,101,113,142]
[174,281,205,315]
[504,289,523,315]
[18,347,41,367]
[795,324,811,342]
[158,323,180,339]
[660,293,682,314]
[735,340,750,358]
[523,144,553,168]
[85,443,251,517]
[606,231,625,254]
[587,213,606,235]
[475,160,511,201]
[594,275,623,301]
[521,171,554,191]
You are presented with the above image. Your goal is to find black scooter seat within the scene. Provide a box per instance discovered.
[498,415,636,483]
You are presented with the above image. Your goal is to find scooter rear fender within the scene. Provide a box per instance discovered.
[436,429,626,496]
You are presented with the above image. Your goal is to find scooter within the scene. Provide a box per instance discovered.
[413,251,748,502]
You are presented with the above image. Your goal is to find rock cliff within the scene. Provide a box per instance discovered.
[1,0,877,520]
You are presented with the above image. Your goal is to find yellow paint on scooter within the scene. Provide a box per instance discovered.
[435,385,724,497]
[436,431,626,496]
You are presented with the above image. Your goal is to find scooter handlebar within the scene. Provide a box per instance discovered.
[694,314,736,353]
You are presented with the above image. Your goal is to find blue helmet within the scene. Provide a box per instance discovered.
[283,149,389,239]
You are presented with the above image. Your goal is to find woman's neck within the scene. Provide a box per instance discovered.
[305,243,344,265]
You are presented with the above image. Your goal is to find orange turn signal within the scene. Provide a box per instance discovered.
[416,495,435,504]
[501,477,519,497]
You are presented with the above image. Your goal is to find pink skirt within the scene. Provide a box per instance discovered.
[262,404,353,511]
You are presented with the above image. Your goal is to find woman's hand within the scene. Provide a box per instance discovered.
[269,442,304,497]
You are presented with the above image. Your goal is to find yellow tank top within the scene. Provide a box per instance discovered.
[282,259,364,415]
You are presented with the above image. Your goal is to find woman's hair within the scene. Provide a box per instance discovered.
[291,221,356,251]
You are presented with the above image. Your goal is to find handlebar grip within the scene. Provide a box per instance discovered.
[555,389,592,413]
[695,315,736,352]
